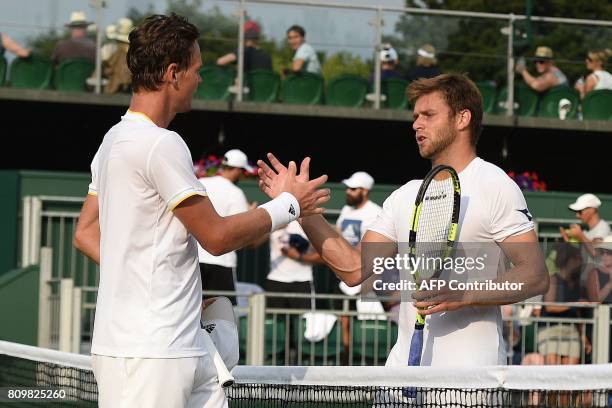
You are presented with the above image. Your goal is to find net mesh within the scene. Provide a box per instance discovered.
[1,341,611,408]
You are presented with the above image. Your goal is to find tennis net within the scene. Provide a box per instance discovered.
[1,340,611,407]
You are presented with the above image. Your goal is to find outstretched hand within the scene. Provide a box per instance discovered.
[257,153,330,217]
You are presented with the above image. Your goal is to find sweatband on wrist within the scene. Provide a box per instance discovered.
[259,192,300,232]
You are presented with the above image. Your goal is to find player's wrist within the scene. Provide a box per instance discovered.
[259,192,300,232]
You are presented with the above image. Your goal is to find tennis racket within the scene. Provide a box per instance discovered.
[403,165,460,398]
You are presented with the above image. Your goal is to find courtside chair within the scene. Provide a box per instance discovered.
[325,74,368,107]
[494,84,538,116]
[196,66,234,101]
[54,58,95,92]
[0,56,7,86]
[381,77,409,109]
[245,69,280,102]
[280,72,324,105]
[9,56,53,89]
[581,89,612,121]
[537,86,580,119]
[476,81,497,114]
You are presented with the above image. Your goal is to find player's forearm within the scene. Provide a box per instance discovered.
[73,228,100,264]
[205,208,272,256]
[300,215,362,285]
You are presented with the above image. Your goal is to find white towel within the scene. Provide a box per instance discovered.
[303,312,338,342]
[356,299,386,320]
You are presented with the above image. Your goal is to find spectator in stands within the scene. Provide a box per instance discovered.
[52,11,96,65]
[516,46,568,93]
[0,32,31,58]
[575,49,612,99]
[538,243,588,365]
[368,44,402,86]
[103,18,132,94]
[286,25,321,75]
[560,194,611,246]
[198,149,254,306]
[217,21,272,72]
[586,236,612,303]
[405,44,441,83]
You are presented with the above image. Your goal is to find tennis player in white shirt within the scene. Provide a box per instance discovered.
[73,14,329,408]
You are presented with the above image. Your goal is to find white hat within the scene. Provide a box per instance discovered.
[66,11,92,28]
[568,193,601,211]
[113,18,134,43]
[342,171,374,190]
[380,45,398,63]
[222,149,253,172]
[594,235,612,251]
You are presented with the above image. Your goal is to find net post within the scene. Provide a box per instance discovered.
[247,293,265,365]
[594,304,610,363]
[71,287,82,354]
[37,247,53,348]
[59,279,74,352]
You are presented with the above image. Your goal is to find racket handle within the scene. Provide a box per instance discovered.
[403,322,425,399]
[202,329,235,388]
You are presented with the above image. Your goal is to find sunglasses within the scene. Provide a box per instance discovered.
[598,249,612,256]
[535,60,547,64]
[586,57,593,62]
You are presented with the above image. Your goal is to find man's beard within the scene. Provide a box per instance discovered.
[419,122,457,159]
[346,193,364,207]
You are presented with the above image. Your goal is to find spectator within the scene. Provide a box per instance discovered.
[369,44,402,85]
[560,194,611,246]
[586,236,612,303]
[575,49,612,99]
[51,11,95,65]
[516,46,568,93]
[104,18,133,94]
[217,21,272,72]
[0,32,31,58]
[286,25,321,75]
[538,243,588,365]
[198,149,253,306]
[405,44,441,83]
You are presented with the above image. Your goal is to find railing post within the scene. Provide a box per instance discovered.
[37,247,53,348]
[373,7,383,109]
[506,14,515,117]
[21,196,32,267]
[247,293,265,365]
[594,304,610,364]
[58,279,74,352]
[236,0,246,102]
[71,287,82,354]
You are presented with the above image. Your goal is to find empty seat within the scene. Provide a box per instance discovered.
[54,58,95,92]
[476,81,497,114]
[245,69,280,102]
[281,72,324,105]
[196,66,234,100]
[325,74,368,107]
[582,89,612,120]
[538,86,580,119]
[495,84,538,116]
[381,77,409,109]
[9,56,53,89]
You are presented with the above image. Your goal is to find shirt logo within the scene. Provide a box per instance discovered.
[289,204,296,216]
[517,208,533,221]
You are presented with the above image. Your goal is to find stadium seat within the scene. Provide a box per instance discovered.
[9,56,53,89]
[582,89,612,120]
[494,84,538,116]
[196,66,234,100]
[352,319,398,363]
[280,72,324,105]
[238,315,286,364]
[381,78,409,109]
[476,81,497,114]
[537,86,580,119]
[325,74,368,107]
[245,70,280,102]
[297,317,341,364]
[54,59,95,92]
[0,56,7,86]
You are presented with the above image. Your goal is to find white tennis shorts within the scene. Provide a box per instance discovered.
[91,353,227,408]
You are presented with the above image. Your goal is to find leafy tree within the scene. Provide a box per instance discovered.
[321,52,370,82]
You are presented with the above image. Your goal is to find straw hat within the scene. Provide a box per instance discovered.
[417,44,437,66]
[65,11,92,28]
[535,46,554,60]
[110,18,134,43]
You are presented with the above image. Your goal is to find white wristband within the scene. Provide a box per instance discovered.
[259,192,300,232]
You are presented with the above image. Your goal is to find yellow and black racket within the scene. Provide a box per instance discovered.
[404,165,460,396]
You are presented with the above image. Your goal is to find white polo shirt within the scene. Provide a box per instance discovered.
[267,221,313,283]
[336,200,382,246]
[89,110,207,358]
[197,176,249,268]
[368,157,534,367]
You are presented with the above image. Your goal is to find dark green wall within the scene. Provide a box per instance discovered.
[0,171,19,275]
[0,266,39,345]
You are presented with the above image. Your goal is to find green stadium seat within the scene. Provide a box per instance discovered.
[0,56,7,86]
[238,315,286,364]
[296,317,341,364]
[325,74,368,107]
[352,319,398,363]
[537,86,580,119]
[54,58,95,92]
[281,72,324,105]
[494,84,538,116]
[9,56,53,89]
[196,66,234,100]
[582,89,612,120]
[476,81,497,114]
[245,70,280,102]
[381,78,409,109]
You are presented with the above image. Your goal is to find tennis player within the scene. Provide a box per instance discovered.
[258,73,549,367]
[73,14,329,408]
